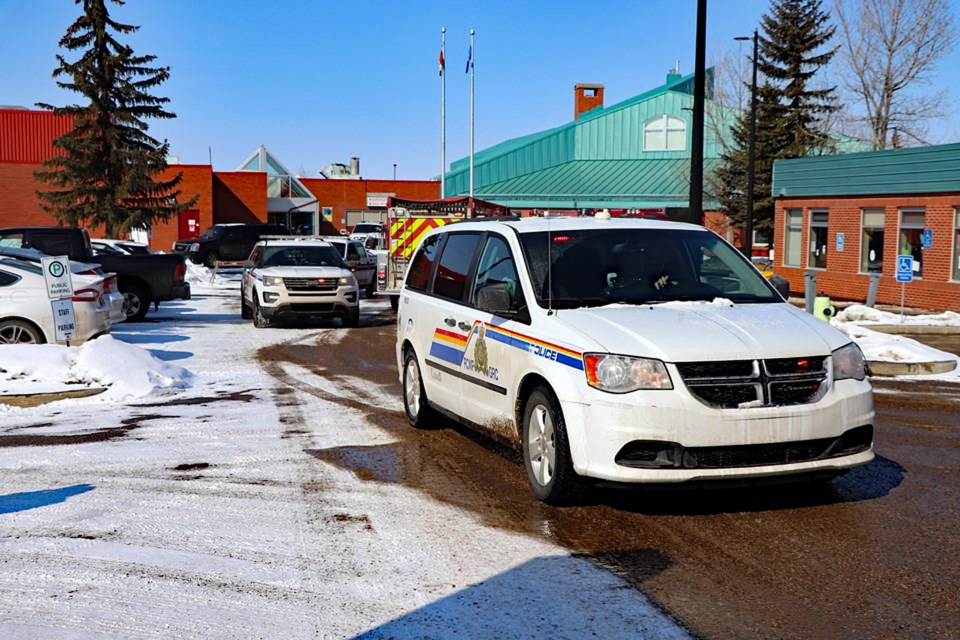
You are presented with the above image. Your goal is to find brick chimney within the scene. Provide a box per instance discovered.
[574,83,604,120]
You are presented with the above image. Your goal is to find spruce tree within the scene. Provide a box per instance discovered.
[34,0,196,238]
[714,0,838,237]
[758,0,839,157]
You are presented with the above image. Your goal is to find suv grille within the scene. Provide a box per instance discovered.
[676,356,828,409]
[173,242,191,252]
[283,277,338,292]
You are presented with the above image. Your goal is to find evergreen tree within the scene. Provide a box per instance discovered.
[758,0,839,157]
[34,0,196,237]
[714,0,838,237]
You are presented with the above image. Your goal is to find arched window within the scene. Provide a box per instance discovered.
[643,115,686,151]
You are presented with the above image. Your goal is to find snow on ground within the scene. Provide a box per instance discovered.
[185,261,242,296]
[830,305,960,381]
[0,288,687,638]
[836,304,960,326]
[0,335,192,400]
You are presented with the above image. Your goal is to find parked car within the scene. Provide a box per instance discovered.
[0,257,112,345]
[348,222,383,242]
[0,227,189,322]
[91,238,152,255]
[395,216,874,505]
[322,236,378,297]
[172,223,289,267]
[240,237,359,328]
[0,246,125,324]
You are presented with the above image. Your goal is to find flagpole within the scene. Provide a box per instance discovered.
[469,29,475,198]
[441,27,446,199]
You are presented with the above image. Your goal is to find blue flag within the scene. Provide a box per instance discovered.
[465,45,473,73]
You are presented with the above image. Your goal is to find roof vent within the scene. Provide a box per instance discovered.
[573,83,604,120]
[666,60,681,83]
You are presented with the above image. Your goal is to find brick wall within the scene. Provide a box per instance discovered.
[774,194,960,311]
[300,179,440,233]
[150,165,214,252]
[213,172,267,224]
[0,163,54,228]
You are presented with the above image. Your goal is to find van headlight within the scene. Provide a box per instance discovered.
[832,342,867,381]
[583,354,672,392]
[262,276,284,287]
[339,275,357,287]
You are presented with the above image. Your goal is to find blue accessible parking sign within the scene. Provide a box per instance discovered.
[896,255,914,282]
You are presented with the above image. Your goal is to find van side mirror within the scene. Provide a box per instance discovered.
[476,282,514,316]
[243,260,255,269]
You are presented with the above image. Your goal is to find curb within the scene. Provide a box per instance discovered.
[861,324,960,335]
[0,388,106,408]
[867,360,958,377]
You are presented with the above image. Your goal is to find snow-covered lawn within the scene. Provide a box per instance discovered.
[0,291,686,639]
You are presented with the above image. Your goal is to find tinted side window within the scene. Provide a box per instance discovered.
[224,228,242,240]
[347,245,360,260]
[433,232,482,301]
[249,246,262,264]
[29,232,74,256]
[471,236,520,305]
[406,235,441,291]
[0,270,18,286]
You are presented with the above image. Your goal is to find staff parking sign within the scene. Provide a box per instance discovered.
[41,256,73,299]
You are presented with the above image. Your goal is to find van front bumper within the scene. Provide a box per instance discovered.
[561,378,875,483]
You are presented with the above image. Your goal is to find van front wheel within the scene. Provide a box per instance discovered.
[522,386,583,506]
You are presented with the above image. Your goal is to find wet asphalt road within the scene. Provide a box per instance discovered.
[269,307,960,639]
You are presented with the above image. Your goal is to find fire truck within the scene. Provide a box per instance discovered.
[380,196,512,311]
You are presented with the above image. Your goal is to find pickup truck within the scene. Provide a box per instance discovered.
[0,226,189,321]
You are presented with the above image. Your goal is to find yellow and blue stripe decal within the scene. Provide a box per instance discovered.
[429,328,469,366]
[483,324,584,371]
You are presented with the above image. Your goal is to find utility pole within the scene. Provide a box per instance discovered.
[688,0,707,222]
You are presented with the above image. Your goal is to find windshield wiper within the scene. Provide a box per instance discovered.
[545,297,615,309]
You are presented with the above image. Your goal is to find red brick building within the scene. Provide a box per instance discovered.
[0,109,439,250]
[772,144,960,311]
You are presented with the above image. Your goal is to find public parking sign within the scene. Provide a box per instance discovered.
[896,255,914,282]
[41,256,73,299]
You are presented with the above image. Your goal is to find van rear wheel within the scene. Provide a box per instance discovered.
[403,351,436,429]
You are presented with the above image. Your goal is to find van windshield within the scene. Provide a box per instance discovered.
[353,224,380,234]
[517,228,780,308]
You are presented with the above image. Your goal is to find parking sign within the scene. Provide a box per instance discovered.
[41,256,73,299]
[896,255,914,282]
[51,299,76,342]
[921,229,932,249]
[836,232,845,252]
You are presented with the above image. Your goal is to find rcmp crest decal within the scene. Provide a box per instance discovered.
[474,325,489,375]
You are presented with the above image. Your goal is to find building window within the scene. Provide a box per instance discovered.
[808,210,828,269]
[861,209,885,274]
[899,209,925,278]
[953,208,960,281]
[784,209,802,266]
[642,115,686,151]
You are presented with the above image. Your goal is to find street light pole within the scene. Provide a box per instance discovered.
[689,0,707,221]
[736,30,759,258]
[393,163,397,180]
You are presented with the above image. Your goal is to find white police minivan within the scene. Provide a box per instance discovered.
[395,216,874,504]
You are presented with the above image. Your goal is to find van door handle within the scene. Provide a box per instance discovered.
[458,322,472,332]
[444,317,457,327]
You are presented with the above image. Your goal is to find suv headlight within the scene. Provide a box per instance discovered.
[262,276,284,287]
[832,342,867,381]
[583,354,672,392]
[339,275,357,287]
[189,243,200,252]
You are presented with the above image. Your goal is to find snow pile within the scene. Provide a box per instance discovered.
[0,335,193,400]
[185,261,242,292]
[836,304,960,326]
[658,297,735,308]
[833,322,956,364]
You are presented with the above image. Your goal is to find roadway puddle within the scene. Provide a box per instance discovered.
[0,414,169,447]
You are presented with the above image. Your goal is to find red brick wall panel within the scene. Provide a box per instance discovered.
[213,172,267,224]
[301,179,440,233]
[775,194,960,311]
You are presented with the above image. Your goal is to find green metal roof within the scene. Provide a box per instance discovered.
[773,142,960,197]
[472,158,721,210]
[445,68,730,207]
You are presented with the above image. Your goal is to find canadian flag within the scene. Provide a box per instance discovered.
[439,48,445,76]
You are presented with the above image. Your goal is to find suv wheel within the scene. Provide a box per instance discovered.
[342,305,360,328]
[204,251,220,269]
[240,289,252,320]
[253,296,270,328]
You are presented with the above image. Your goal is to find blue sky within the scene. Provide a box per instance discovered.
[2,0,959,180]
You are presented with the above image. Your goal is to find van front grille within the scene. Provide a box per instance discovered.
[676,356,828,409]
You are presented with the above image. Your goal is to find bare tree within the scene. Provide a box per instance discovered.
[834,0,957,149]
[296,164,313,178]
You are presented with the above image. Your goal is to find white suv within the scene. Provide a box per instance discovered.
[395,217,874,504]
[241,237,359,328]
